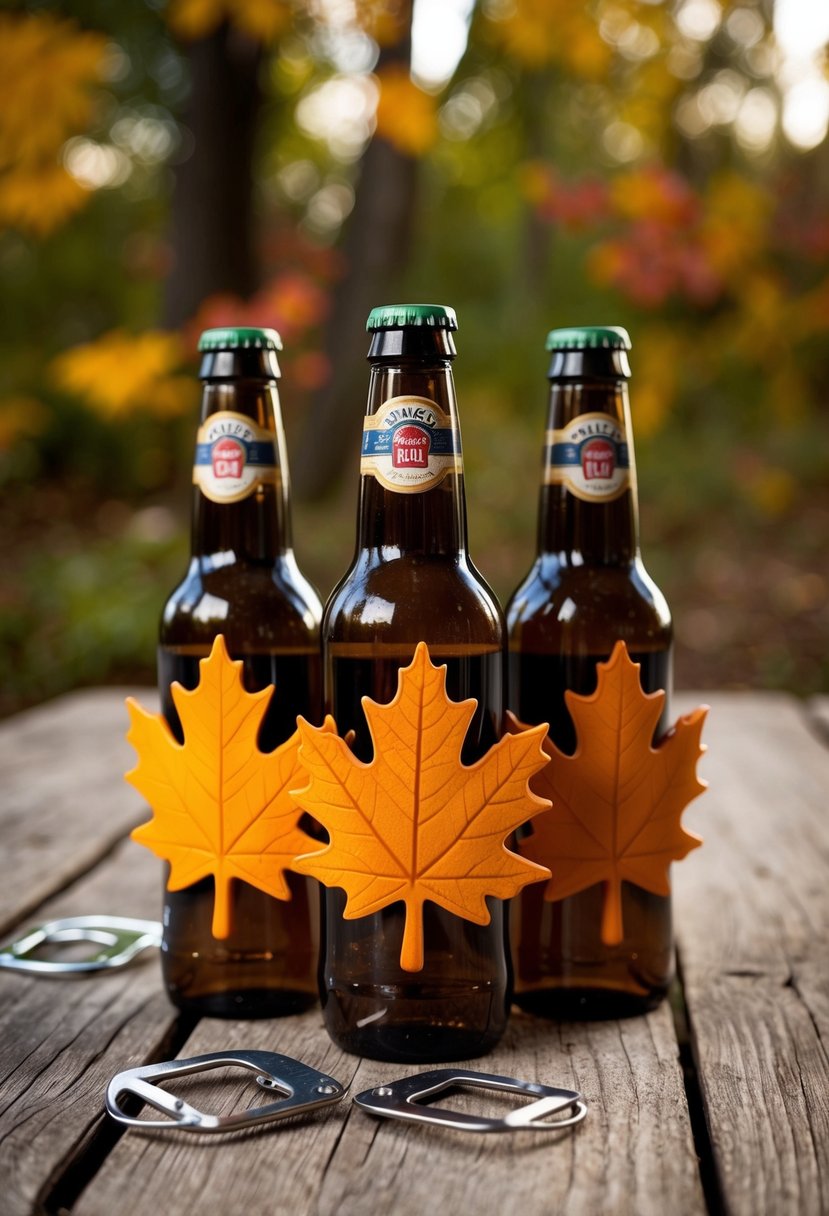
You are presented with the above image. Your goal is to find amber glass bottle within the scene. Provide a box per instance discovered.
[158,326,323,1018]
[320,304,506,1062]
[507,326,673,1017]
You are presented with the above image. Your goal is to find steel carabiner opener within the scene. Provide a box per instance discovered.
[106,1050,347,1133]
[0,915,162,975]
[354,1068,588,1134]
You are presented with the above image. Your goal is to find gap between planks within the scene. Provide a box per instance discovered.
[0,687,157,940]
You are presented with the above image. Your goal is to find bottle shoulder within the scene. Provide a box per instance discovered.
[324,552,504,647]
[160,554,322,648]
[506,554,671,649]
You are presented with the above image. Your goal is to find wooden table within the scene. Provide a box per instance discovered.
[1,688,828,1216]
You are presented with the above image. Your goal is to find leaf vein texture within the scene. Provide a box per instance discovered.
[293,642,551,971]
[127,636,322,938]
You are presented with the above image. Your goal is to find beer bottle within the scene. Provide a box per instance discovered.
[321,304,507,1061]
[158,326,323,1018]
[506,326,673,1017]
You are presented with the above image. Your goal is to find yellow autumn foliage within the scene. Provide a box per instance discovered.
[0,397,50,453]
[353,0,410,47]
[0,164,91,238]
[793,276,829,340]
[632,326,686,437]
[0,12,106,237]
[0,13,106,168]
[51,331,198,420]
[730,271,788,361]
[166,0,291,44]
[610,165,695,225]
[374,66,439,157]
[585,240,625,288]
[619,60,684,145]
[700,171,771,277]
[746,465,797,517]
[485,0,611,79]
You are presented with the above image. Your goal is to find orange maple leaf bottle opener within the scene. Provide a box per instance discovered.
[512,642,706,943]
[136,327,325,1019]
[294,642,551,973]
[126,638,332,977]
[306,303,550,1063]
[506,326,708,1017]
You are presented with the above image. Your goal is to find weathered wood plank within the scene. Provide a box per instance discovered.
[674,691,829,1216]
[0,840,179,1216]
[807,696,829,746]
[9,686,828,1216]
[317,1006,704,1216]
[0,688,156,937]
[75,1001,703,1216]
[73,1010,356,1216]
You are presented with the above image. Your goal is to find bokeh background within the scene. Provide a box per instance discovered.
[1,0,827,714]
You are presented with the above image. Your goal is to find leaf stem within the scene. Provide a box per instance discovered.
[212,875,232,939]
[400,897,425,971]
[601,876,624,946]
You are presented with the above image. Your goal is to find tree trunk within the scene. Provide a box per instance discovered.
[293,27,418,500]
[522,70,554,303]
[164,25,263,327]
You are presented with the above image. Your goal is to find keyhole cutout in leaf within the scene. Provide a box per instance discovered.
[292,641,552,972]
[126,635,332,939]
[509,641,707,946]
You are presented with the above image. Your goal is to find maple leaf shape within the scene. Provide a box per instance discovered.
[509,642,707,947]
[126,635,330,939]
[292,642,551,972]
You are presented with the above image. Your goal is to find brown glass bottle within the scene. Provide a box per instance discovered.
[506,327,673,1018]
[158,326,323,1018]
[320,304,507,1062]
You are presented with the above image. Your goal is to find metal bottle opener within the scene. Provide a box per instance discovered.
[354,1068,588,1134]
[106,1050,347,1133]
[0,915,163,975]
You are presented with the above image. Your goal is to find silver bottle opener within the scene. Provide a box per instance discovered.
[106,1050,347,1133]
[0,915,162,975]
[354,1068,588,1133]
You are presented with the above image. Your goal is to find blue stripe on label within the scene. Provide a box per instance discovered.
[362,424,458,457]
[546,440,629,468]
[195,440,276,466]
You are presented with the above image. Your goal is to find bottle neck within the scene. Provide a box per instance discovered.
[538,378,640,564]
[191,380,292,562]
[356,352,468,557]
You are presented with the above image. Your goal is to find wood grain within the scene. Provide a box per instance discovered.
[75,1001,704,1216]
[3,687,828,1216]
[317,1007,704,1216]
[807,696,829,746]
[674,691,829,1216]
[0,840,178,1216]
[0,687,156,937]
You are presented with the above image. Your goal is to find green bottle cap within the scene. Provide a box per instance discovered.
[198,327,283,352]
[545,326,631,352]
[366,304,458,331]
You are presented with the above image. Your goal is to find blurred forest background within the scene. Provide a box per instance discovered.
[1,0,827,714]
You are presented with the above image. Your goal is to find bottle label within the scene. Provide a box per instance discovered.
[193,411,279,504]
[544,412,630,502]
[360,395,462,494]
